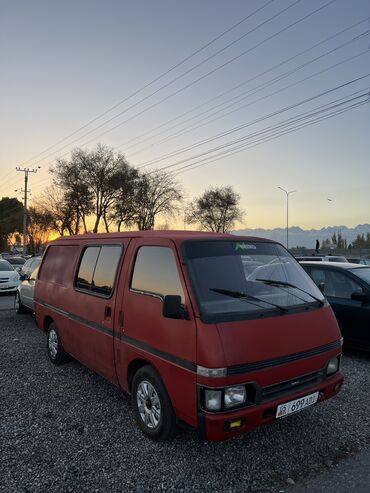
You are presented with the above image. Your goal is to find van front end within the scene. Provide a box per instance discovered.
[195,327,343,441]
[181,238,344,441]
[197,369,343,442]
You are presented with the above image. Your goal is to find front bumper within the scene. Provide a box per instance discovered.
[198,371,344,442]
[0,283,18,293]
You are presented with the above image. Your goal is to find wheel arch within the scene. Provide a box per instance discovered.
[43,315,54,333]
[127,358,152,393]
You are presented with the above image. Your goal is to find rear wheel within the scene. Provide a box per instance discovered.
[46,322,69,365]
[132,366,177,441]
[14,292,26,314]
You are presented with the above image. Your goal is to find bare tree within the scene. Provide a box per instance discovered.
[186,186,243,233]
[112,171,182,231]
[27,206,54,253]
[50,150,94,233]
[75,144,135,233]
[36,188,79,236]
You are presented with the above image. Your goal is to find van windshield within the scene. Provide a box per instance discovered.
[183,240,325,320]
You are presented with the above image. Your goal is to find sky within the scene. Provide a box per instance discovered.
[0,0,369,230]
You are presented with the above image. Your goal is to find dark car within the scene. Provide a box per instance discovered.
[6,256,26,274]
[301,262,370,351]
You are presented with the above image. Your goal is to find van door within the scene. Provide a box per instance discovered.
[115,238,197,427]
[69,242,127,384]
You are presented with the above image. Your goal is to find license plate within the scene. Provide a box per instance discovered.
[0,284,9,290]
[276,392,319,418]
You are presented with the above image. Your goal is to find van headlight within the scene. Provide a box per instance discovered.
[326,356,339,375]
[204,389,222,411]
[224,386,246,408]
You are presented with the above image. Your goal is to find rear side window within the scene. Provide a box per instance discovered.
[76,245,122,297]
[131,246,184,302]
[39,246,79,286]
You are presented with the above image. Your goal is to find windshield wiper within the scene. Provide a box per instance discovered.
[210,288,288,312]
[255,279,325,306]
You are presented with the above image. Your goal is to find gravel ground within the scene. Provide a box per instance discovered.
[1,296,370,493]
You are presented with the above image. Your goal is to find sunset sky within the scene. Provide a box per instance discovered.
[1,0,369,230]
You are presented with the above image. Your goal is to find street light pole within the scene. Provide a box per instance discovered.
[277,187,296,250]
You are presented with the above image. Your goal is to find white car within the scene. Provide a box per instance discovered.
[15,267,39,313]
[0,259,20,293]
[295,255,348,263]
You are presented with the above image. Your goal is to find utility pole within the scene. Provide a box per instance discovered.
[277,186,296,250]
[16,167,38,256]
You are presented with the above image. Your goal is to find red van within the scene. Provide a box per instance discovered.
[34,231,343,442]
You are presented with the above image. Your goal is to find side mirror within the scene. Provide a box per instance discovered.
[163,295,188,319]
[318,282,325,293]
[351,291,370,303]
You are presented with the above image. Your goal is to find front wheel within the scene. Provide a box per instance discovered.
[132,366,177,441]
[46,322,69,365]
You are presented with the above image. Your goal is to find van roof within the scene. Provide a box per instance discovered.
[49,230,275,243]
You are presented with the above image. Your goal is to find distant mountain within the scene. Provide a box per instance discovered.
[233,224,370,248]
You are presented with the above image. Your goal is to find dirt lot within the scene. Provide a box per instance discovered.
[1,294,369,492]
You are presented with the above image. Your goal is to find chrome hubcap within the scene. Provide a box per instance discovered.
[48,329,58,358]
[137,381,161,429]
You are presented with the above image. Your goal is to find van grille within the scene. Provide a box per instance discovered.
[261,370,325,402]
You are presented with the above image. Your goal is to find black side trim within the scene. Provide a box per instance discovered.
[227,340,342,375]
[36,300,196,372]
[70,313,114,337]
[122,334,196,372]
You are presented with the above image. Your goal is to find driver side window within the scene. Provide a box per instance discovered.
[131,246,185,303]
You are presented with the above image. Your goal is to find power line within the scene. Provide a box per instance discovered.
[118,16,370,154]
[20,0,277,166]
[134,49,369,159]
[145,88,369,175]
[28,0,336,167]
[134,74,370,170]
[130,33,370,165]
[171,97,369,176]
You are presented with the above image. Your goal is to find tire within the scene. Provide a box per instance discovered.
[46,322,69,365]
[14,292,26,314]
[131,366,178,441]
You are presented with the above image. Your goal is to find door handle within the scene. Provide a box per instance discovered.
[104,306,112,318]
[118,310,124,328]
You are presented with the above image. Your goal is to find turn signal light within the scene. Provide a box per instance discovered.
[224,418,245,432]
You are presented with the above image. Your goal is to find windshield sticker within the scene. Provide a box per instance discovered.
[235,243,257,251]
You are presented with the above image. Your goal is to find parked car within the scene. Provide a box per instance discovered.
[295,255,348,263]
[34,232,343,442]
[301,262,370,352]
[15,267,39,313]
[20,256,42,278]
[0,259,20,293]
[6,256,26,274]
[346,258,370,266]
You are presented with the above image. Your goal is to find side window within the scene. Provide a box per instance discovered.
[39,245,79,286]
[92,246,122,296]
[76,245,122,297]
[76,247,100,291]
[310,268,335,297]
[131,246,185,303]
[329,271,363,299]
